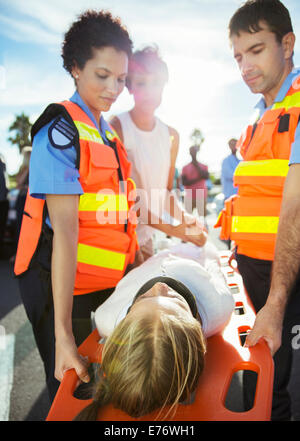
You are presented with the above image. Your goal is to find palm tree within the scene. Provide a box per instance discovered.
[190,128,205,148]
[8,112,32,153]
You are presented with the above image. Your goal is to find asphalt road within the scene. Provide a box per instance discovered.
[0,258,51,421]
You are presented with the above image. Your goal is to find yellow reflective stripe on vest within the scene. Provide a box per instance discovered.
[74,121,103,143]
[77,243,126,270]
[234,159,289,177]
[79,193,129,212]
[272,90,300,110]
[231,216,279,234]
[106,129,120,142]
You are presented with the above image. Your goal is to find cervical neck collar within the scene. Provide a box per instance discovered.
[127,276,198,319]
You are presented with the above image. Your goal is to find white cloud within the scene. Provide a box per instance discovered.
[1,60,74,108]
[0,13,61,46]
[0,114,14,131]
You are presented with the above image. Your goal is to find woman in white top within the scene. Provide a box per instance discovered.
[110,47,206,261]
[74,241,234,420]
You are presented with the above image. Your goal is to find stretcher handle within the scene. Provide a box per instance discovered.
[243,339,274,420]
[47,330,101,421]
[60,368,79,395]
[46,368,93,421]
[56,330,102,398]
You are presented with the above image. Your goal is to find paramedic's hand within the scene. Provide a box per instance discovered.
[174,214,207,247]
[125,250,144,274]
[244,302,284,356]
[132,249,145,268]
[228,243,238,271]
[55,335,90,384]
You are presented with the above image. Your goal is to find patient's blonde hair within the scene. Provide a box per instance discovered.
[74,312,206,421]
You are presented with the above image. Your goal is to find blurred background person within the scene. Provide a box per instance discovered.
[221,138,240,200]
[220,138,240,249]
[173,166,183,192]
[15,146,32,238]
[9,146,32,263]
[0,154,8,259]
[181,145,209,220]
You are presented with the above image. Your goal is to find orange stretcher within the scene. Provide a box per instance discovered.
[46,251,274,421]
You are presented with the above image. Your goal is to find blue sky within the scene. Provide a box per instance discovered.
[0,0,299,175]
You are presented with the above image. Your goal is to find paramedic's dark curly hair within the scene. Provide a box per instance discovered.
[229,0,293,44]
[62,10,133,75]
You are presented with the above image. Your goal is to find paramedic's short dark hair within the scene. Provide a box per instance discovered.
[229,0,293,43]
[62,10,132,74]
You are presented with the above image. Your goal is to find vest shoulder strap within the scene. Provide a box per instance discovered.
[31,103,81,169]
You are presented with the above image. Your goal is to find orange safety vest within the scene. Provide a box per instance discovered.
[215,74,300,260]
[14,100,138,295]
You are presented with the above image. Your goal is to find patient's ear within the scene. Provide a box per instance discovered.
[196,311,202,325]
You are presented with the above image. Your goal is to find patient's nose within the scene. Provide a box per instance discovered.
[152,282,169,296]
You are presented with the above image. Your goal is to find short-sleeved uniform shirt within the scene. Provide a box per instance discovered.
[221,154,241,200]
[29,91,113,227]
[252,67,300,166]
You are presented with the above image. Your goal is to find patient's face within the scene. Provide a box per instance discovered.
[128,282,193,319]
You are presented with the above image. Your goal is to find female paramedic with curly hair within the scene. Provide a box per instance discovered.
[13,10,138,403]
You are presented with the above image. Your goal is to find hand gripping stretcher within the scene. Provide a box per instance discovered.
[46,251,274,421]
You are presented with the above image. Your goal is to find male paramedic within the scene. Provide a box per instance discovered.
[216,0,300,420]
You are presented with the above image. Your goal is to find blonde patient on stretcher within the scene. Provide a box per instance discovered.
[74,240,234,421]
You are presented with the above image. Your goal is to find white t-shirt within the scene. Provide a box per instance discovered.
[95,242,235,338]
[117,111,172,246]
